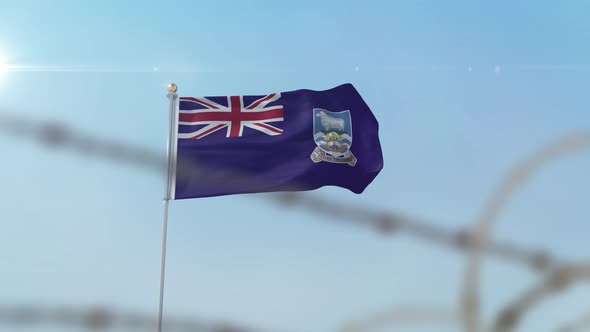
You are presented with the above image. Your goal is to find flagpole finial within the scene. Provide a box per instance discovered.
[167,83,178,93]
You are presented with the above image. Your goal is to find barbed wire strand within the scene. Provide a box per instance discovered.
[460,133,590,332]
[490,260,590,332]
[0,111,560,272]
[0,304,277,332]
[337,305,457,332]
[273,192,557,271]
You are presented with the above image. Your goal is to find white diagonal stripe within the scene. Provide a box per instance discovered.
[245,93,281,109]
[178,123,227,139]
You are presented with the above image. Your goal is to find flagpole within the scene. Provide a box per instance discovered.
[157,83,178,332]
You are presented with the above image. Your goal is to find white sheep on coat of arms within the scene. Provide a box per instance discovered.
[316,111,345,131]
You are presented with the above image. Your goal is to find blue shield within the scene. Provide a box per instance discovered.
[313,108,353,156]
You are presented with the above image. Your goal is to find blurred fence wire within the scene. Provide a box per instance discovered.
[0,304,274,332]
[461,133,590,332]
[491,260,590,332]
[1,110,589,332]
[0,111,559,271]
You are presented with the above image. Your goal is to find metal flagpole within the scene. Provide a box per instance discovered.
[157,83,178,332]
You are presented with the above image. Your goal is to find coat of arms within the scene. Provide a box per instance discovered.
[310,108,357,166]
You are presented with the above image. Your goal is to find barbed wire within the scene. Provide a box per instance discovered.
[297,132,590,332]
[0,304,276,332]
[460,133,590,332]
[491,260,590,332]
[273,192,557,271]
[2,110,589,332]
[0,112,164,171]
[0,111,559,272]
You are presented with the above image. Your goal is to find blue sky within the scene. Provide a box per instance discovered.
[1,1,590,332]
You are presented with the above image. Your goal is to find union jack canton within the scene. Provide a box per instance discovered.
[178,93,284,139]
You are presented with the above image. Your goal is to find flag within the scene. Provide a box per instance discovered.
[172,83,383,199]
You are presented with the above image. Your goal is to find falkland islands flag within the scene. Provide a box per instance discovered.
[173,83,383,199]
